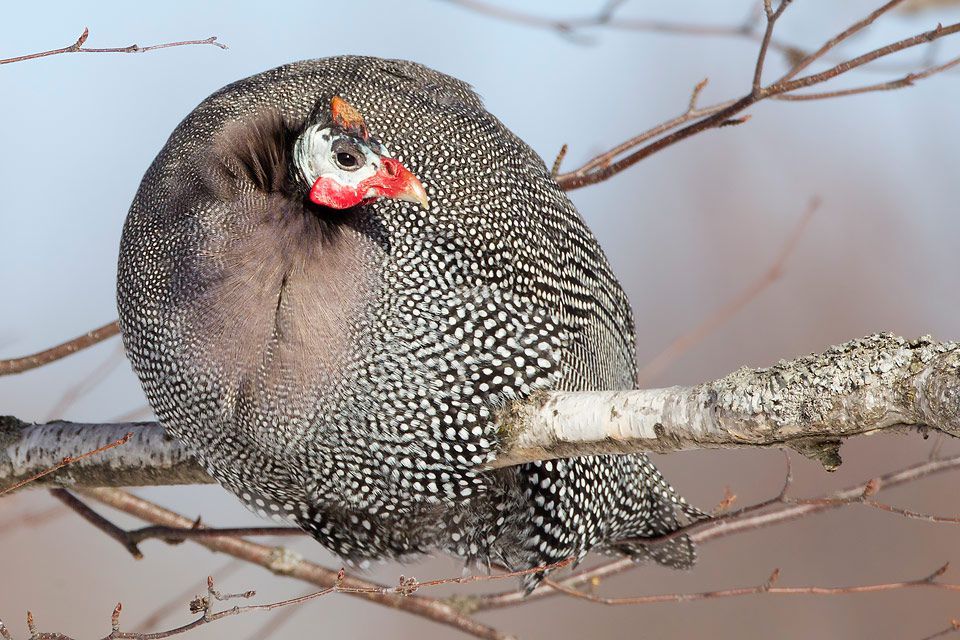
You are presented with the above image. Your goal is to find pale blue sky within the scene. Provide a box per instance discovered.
[3,2,960,638]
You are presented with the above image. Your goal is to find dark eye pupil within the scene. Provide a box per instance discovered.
[337,152,357,168]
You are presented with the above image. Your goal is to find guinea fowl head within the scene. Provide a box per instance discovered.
[293,96,429,210]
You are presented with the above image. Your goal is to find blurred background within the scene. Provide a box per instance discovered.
[2,1,960,638]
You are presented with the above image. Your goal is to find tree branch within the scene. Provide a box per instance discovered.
[555,3,960,191]
[57,488,524,640]
[0,28,226,66]
[0,320,119,376]
[495,334,960,469]
[542,562,960,605]
[0,417,207,492]
[477,452,960,610]
[2,334,957,491]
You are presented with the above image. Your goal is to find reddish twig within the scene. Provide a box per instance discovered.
[543,563,960,605]
[50,490,305,559]
[477,453,960,610]
[753,0,793,92]
[0,556,562,640]
[0,432,131,496]
[135,560,245,631]
[0,321,119,376]
[239,588,314,640]
[50,488,145,559]
[920,619,960,640]
[0,28,226,66]
[636,198,818,385]
[774,53,960,101]
[76,487,511,640]
[555,4,960,191]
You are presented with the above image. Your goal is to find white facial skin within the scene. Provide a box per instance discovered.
[293,125,390,197]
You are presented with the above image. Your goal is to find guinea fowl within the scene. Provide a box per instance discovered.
[117,56,701,588]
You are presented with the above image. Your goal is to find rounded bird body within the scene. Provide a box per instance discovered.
[118,56,699,586]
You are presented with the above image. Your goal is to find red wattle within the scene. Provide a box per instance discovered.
[309,177,365,209]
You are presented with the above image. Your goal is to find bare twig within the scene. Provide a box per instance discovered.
[0,28,226,66]
[50,488,144,559]
[550,144,568,177]
[240,588,315,640]
[75,488,511,640]
[135,560,244,631]
[52,490,305,558]
[544,563,960,606]
[920,619,960,640]
[9,556,568,640]
[555,6,960,191]
[753,1,794,93]
[477,453,960,609]
[109,405,155,423]
[0,321,119,376]
[780,0,908,82]
[774,53,960,101]
[635,197,818,385]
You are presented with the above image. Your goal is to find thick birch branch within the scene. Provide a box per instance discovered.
[0,417,209,490]
[496,334,960,469]
[2,334,958,491]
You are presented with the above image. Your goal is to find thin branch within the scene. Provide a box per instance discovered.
[0,28,226,66]
[753,1,793,93]
[441,0,760,40]
[10,554,570,640]
[477,453,960,609]
[777,23,960,94]
[567,79,734,180]
[635,197,818,386]
[135,560,244,631]
[555,6,960,191]
[780,0,908,82]
[0,321,119,376]
[74,488,511,640]
[110,405,155,423]
[774,53,960,101]
[127,525,304,544]
[240,588,314,640]
[921,620,960,640]
[544,563,960,606]
[52,490,305,558]
[50,488,144,559]
[442,0,817,66]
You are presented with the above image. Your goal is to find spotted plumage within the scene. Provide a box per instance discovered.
[117,56,701,588]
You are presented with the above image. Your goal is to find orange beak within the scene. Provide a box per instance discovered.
[365,157,429,209]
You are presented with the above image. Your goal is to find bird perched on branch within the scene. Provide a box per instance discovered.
[118,56,701,589]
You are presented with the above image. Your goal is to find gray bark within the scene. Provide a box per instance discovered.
[2,334,957,492]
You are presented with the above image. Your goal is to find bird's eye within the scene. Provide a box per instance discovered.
[337,152,358,168]
[332,140,365,172]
